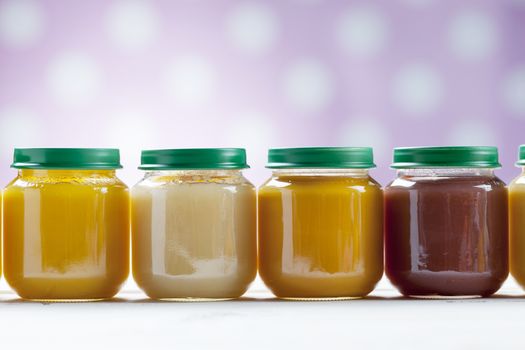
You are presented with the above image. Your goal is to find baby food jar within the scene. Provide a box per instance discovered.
[385,146,508,298]
[3,148,129,301]
[510,145,525,289]
[258,147,383,300]
[132,148,257,300]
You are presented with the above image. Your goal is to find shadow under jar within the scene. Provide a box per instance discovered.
[131,148,257,301]
[385,146,508,298]
[3,148,129,301]
[258,147,383,300]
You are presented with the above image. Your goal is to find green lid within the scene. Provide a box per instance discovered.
[12,148,122,169]
[139,148,249,170]
[392,146,500,168]
[266,147,376,169]
[517,145,525,166]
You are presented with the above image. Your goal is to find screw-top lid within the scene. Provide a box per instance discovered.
[517,145,525,166]
[12,148,122,169]
[139,148,249,170]
[266,147,376,169]
[392,146,501,168]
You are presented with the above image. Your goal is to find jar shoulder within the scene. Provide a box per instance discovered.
[259,175,382,193]
[133,173,255,192]
[386,175,507,192]
[4,174,128,192]
[510,173,525,189]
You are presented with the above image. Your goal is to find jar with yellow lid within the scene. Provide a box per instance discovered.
[3,148,129,301]
[258,147,383,300]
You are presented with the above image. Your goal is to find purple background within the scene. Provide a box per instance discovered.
[1,0,525,188]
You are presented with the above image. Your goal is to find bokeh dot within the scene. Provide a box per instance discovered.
[105,0,160,51]
[447,119,498,146]
[401,0,435,7]
[334,6,387,57]
[0,0,44,49]
[103,110,161,177]
[283,58,335,114]
[225,2,279,55]
[504,66,525,117]
[448,11,498,61]
[290,0,322,4]
[46,52,102,107]
[164,55,217,105]
[392,63,443,116]
[228,111,278,172]
[338,118,390,162]
[0,105,43,149]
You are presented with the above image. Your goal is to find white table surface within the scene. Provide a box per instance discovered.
[0,277,523,350]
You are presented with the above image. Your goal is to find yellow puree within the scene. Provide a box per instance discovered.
[258,173,383,299]
[3,170,129,300]
[510,172,525,288]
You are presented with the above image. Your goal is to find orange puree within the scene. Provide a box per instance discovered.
[3,169,129,301]
[258,170,383,299]
[510,170,525,289]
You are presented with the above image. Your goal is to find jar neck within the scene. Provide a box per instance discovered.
[271,168,370,177]
[143,169,244,178]
[397,168,495,177]
[19,169,117,178]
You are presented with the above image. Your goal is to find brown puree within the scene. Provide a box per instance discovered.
[385,174,508,297]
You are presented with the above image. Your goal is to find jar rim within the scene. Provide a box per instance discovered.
[139,148,249,170]
[11,148,122,169]
[266,147,376,169]
[391,146,500,169]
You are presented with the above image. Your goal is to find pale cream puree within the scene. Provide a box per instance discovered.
[132,171,256,300]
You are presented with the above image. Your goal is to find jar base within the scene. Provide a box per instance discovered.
[408,294,482,300]
[155,297,236,302]
[21,297,110,303]
[280,296,363,301]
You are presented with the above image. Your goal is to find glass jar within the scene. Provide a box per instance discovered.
[510,145,525,289]
[258,147,383,300]
[3,148,129,301]
[132,148,257,300]
[385,146,508,298]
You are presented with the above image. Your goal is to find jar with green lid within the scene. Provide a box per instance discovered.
[509,145,525,290]
[3,148,129,301]
[258,147,383,300]
[385,146,508,298]
[131,148,256,300]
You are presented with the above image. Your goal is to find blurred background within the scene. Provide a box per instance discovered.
[0,0,524,189]
[0,0,525,297]
[1,2,525,345]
